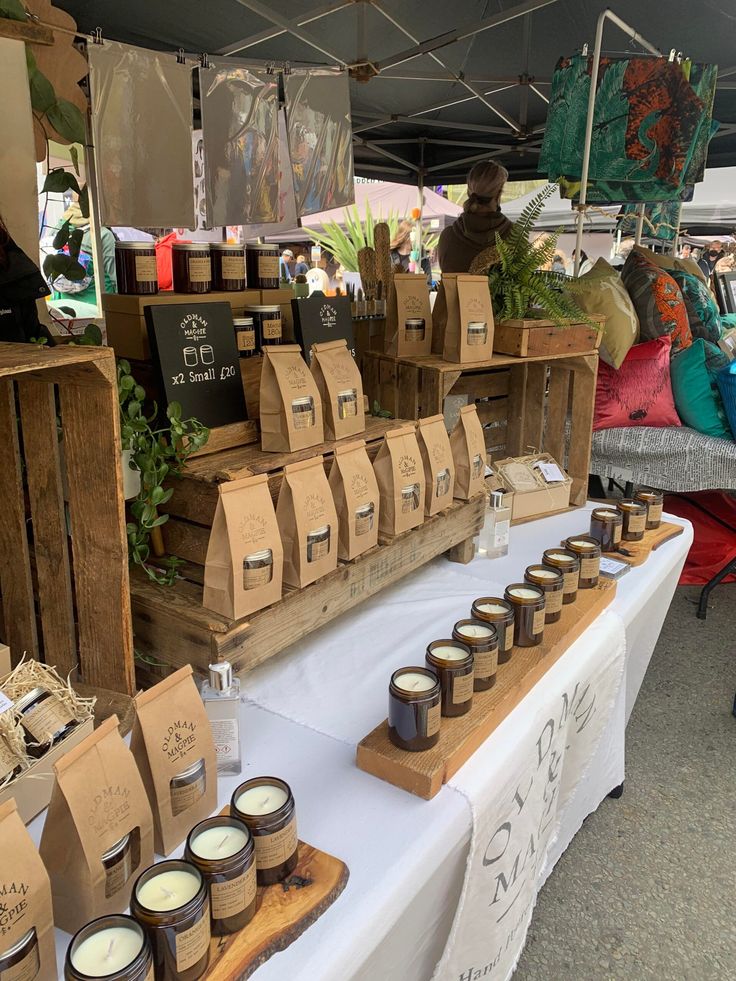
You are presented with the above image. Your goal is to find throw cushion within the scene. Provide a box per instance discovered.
[621,251,692,351]
[632,244,709,286]
[670,339,732,439]
[716,362,736,440]
[576,258,639,369]
[670,269,722,343]
[594,335,682,430]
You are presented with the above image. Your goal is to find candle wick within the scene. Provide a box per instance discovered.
[261,795,271,808]
[217,834,230,852]
[105,939,115,961]
[410,680,421,690]
[160,886,176,899]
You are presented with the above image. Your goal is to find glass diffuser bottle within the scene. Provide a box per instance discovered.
[200,662,242,776]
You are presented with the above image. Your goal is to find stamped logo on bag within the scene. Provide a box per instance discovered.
[0,882,29,937]
[162,721,198,764]
[237,512,268,547]
[398,453,418,478]
[88,786,132,837]
[350,472,369,498]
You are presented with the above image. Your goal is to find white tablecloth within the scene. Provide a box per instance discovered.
[38,507,691,980]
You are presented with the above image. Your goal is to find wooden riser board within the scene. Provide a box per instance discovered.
[563,521,684,567]
[356,579,616,800]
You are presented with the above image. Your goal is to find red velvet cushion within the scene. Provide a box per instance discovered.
[594,335,682,430]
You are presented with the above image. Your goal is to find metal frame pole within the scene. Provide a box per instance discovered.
[634,202,646,245]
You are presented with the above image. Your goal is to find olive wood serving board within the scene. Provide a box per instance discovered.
[563,521,684,567]
[356,579,616,800]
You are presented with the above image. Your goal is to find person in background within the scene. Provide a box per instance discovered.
[551,253,567,275]
[391,219,432,280]
[678,243,692,259]
[280,248,294,282]
[698,239,725,280]
[568,249,593,276]
[0,215,50,342]
[294,253,309,276]
[438,160,513,273]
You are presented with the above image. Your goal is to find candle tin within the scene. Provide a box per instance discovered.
[184,816,257,936]
[115,242,158,296]
[210,243,245,291]
[435,467,451,498]
[336,388,358,419]
[452,619,498,691]
[401,484,420,513]
[306,525,330,562]
[169,758,206,818]
[233,317,257,358]
[388,666,441,752]
[102,832,134,900]
[245,243,279,289]
[564,536,601,588]
[171,243,211,294]
[470,597,515,663]
[404,318,425,343]
[131,861,210,981]
[244,304,282,346]
[0,733,23,782]
[524,565,564,624]
[617,498,648,541]
[504,584,545,647]
[541,549,580,605]
[13,686,79,758]
[354,502,375,536]
[291,396,316,431]
[466,321,488,346]
[65,915,152,981]
[1,927,39,981]
[243,548,273,589]
[230,777,298,886]
[589,507,623,551]
[633,487,663,530]
[425,640,474,717]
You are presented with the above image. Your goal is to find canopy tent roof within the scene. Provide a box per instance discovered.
[57,0,736,186]
[302,180,461,225]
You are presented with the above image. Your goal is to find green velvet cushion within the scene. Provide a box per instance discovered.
[670,338,732,439]
[670,269,722,344]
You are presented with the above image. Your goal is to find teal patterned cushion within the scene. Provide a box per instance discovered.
[670,339,731,439]
[670,269,722,343]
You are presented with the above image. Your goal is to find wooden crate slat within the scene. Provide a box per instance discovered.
[504,364,527,457]
[544,366,571,466]
[397,362,420,420]
[448,370,509,400]
[475,398,508,427]
[0,342,113,387]
[17,378,76,676]
[564,354,598,508]
[523,363,548,452]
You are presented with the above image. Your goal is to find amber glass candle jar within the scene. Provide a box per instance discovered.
[524,565,564,624]
[425,640,474,717]
[245,243,279,289]
[1,927,39,981]
[388,667,441,752]
[169,758,206,818]
[589,506,623,551]
[234,317,257,358]
[115,242,158,295]
[541,549,579,605]
[564,536,601,588]
[65,915,152,981]
[172,243,211,294]
[211,243,245,291]
[230,777,298,886]
[131,861,210,981]
[616,499,648,542]
[244,304,282,346]
[102,833,134,900]
[470,597,515,663]
[633,487,663,530]
[13,686,79,758]
[185,816,257,936]
[504,584,545,647]
[452,619,498,691]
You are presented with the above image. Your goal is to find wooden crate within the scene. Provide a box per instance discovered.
[492,317,604,358]
[0,345,134,694]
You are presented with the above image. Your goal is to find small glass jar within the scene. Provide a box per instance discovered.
[172,243,211,294]
[401,484,420,513]
[404,318,425,343]
[452,619,498,691]
[564,536,602,588]
[13,686,79,758]
[169,758,206,818]
[102,832,134,900]
[306,525,330,562]
[230,777,298,886]
[1,927,39,981]
[243,548,273,589]
[633,488,663,530]
[0,733,24,783]
[466,321,488,347]
[336,389,358,419]
[589,507,623,551]
[245,243,279,290]
[471,453,484,479]
[425,640,474,717]
[234,317,257,358]
[355,502,375,536]
[524,565,564,624]
[291,396,316,430]
[504,584,545,647]
[210,243,245,291]
[244,304,282,346]
[470,597,515,664]
[115,242,158,296]
[131,861,210,981]
[435,468,451,498]
[617,498,648,541]
[541,549,580,605]
[184,816,257,936]
[65,915,152,981]
[388,667,441,752]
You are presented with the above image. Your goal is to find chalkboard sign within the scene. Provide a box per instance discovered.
[144,301,247,429]
[291,293,356,361]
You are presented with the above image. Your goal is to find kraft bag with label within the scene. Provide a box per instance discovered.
[442,273,495,363]
[328,440,380,560]
[203,473,283,620]
[373,426,426,536]
[0,799,57,981]
[386,273,433,357]
[416,414,455,516]
[131,666,217,856]
[260,344,324,452]
[450,403,487,500]
[39,716,154,934]
[310,339,366,440]
[277,456,339,588]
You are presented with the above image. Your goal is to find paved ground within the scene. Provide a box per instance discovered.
[514,584,736,981]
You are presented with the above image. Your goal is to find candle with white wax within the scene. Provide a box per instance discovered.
[569,538,596,548]
[545,551,571,561]
[456,623,493,638]
[190,825,249,860]
[596,509,619,518]
[135,868,200,911]
[426,641,474,717]
[429,644,469,660]
[71,926,144,976]
[394,671,437,692]
[235,784,288,816]
[507,587,541,599]
[477,601,508,614]
[528,568,558,579]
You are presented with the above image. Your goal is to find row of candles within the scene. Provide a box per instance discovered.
[62,777,297,981]
[388,490,662,752]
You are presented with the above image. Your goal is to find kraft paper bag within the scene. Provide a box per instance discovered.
[442,274,495,363]
[131,666,217,856]
[431,280,448,355]
[203,473,283,620]
[328,440,380,560]
[277,457,338,588]
[260,344,324,452]
[39,716,154,934]
[0,799,57,981]
[310,339,365,440]
[450,404,487,500]
[386,274,433,357]
[373,426,426,536]
[416,414,455,516]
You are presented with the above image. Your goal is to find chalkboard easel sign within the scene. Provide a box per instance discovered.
[144,301,247,432]
[291,293,356,361]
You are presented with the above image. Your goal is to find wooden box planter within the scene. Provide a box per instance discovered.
[492,317,604,358]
